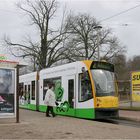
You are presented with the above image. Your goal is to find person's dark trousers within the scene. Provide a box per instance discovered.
[46,106,55,117]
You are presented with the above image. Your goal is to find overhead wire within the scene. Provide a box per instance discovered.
[99,3,140,22]
[0,2,140,19]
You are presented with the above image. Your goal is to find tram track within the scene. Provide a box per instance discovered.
[95,118,140,128]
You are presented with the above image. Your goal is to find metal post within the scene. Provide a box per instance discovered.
[94,25,102,61]
[130,93,133,108]
[130,77,133,108]
[16,65,19,123]
[36,71,39,111]
[97,32,100,61]
[130,86,133,108]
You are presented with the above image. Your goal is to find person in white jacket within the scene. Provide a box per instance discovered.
[44,83,56,117]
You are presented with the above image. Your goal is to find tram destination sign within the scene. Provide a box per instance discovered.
[90,61,114,72]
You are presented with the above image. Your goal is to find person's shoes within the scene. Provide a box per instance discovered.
[46,114,51,117]
[52,114,56,117]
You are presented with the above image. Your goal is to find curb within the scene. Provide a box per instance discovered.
[119,108,140,111]
[119,116,140,122]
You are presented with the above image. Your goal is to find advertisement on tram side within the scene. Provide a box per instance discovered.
[131,71,140,101]
[0,68,16,117]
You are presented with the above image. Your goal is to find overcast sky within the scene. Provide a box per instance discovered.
[0,0,140,62]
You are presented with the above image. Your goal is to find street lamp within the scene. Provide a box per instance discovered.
[94,25,102,61]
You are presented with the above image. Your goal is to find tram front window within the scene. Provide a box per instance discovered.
[91,70,116,97]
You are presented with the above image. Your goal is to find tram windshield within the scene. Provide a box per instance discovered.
[91,69,116,97]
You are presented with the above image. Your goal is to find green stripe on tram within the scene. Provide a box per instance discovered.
[76,108,95,119]
[39,105,47,112]
[20,104,95,119]
[19,104,36,110]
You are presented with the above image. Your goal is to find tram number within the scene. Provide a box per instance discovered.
[132,74,140,81]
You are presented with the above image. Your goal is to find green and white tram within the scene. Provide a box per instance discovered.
[19,60,119,119]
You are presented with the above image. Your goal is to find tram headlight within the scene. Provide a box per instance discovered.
[96,98,102,107]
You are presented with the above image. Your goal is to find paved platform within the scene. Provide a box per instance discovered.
[0,109,140,139]
[119,101,140,121]
[119,110,140,122]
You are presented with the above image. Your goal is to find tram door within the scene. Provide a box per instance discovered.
[24,82,31,104]
[67,75,75,116]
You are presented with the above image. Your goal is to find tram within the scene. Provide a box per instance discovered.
[19,60,119,119]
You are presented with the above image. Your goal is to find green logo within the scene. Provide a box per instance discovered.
[54,81,64,101]
[56,101,70,112]
[54,81,70,112]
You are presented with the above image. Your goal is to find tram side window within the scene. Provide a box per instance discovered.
[78,71,92,102]
[31,81,35,100]
[43,78,61,101]
[28,85,30,103]
[43,79,50,100]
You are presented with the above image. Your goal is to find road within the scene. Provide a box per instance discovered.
[0,109,140,139]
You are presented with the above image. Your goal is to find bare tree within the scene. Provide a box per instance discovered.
[111,54,128,80]
[64,14,125,61]
[4,0,68,70]
[127,55,140,72]
[112,55,140,81]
